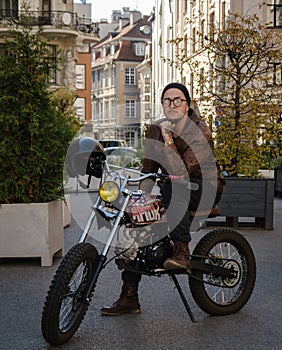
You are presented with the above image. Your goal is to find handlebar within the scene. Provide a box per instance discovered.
[127,172,199,191]
[104,161,199,191]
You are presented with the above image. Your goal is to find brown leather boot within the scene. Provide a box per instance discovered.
[100,282,141,316]
[163,241,191,272]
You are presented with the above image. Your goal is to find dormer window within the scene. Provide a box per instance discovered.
[140,25,151,35]
[134,42,146,56]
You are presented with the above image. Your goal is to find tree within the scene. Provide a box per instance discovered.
[167,13,282,176]
[0,12,81,203]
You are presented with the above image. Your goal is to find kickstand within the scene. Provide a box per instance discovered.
[169,273,197,323]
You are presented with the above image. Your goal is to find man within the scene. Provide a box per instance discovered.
[101,82,225,316]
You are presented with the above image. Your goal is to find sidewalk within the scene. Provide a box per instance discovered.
[0,197,281,350]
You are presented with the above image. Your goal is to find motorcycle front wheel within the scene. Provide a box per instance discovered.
[41,243,98,346]
[189,228,256,316]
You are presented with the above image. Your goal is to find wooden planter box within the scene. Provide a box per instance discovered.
[207,177,274,230]
[0,200,64,266]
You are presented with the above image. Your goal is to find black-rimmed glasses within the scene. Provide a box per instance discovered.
[161,97,187,107]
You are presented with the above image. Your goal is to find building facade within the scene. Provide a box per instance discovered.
[150,0,282,121]
[91,10,151,147]
[0,0,99,123]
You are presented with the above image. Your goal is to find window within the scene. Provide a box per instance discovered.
[74,98,86,120]
[190,72,194,99]
[111,68,115,87]
[200,68,205,95]
[48,45,57,84]
[125,67,135,85]
[273,63,282,85]
[76,64,85,89]
[104,69,108,88]
[0,0,18,18]
[191,27,196,53]
[209,12,215,40]
[200,20,205,48]
[102,47,107,58]
[183,34,188,56]
[110,44,115,56]
[134,42,146,56]
[97,69,102,88]
[183,0,188,13]
[125,100,136,118]
[267,0,282,27]
[221,1,226,29]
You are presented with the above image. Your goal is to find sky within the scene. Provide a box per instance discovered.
[88,0,154,22]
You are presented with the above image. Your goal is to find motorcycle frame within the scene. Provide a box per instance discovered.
[75,162,231,322]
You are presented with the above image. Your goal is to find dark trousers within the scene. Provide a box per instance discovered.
[122,179,222,284]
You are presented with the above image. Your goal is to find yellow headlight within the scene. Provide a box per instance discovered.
[99,181,120,202]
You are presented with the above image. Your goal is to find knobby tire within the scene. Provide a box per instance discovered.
[41,243,98,346]
[189,228,256,316]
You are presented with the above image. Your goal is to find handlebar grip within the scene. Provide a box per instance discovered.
[158,174,199,191]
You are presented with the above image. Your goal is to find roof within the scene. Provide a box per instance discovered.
[92,16,151,65]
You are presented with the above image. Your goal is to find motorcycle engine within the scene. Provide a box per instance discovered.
[114,226,150,262]
[115,226,173,271]
[142,238,173,269]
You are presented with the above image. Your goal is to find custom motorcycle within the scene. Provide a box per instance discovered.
[41,138,256,346]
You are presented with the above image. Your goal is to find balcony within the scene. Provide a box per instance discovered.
[0,10,99,43]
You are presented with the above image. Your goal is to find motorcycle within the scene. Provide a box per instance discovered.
[41,138,256,346]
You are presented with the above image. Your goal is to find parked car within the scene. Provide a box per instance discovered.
[103,147,141,168]
[99,139,128,148]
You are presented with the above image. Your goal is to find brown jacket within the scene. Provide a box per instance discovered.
[140,109,225,192]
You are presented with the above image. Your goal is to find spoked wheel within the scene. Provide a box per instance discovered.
[41,243,98,346]
[189,228,256,316]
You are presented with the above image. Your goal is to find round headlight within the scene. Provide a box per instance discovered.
[99,181,120,202]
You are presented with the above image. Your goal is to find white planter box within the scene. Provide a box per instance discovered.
[0,200,64,266]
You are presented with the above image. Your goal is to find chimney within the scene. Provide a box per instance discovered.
[119,18,129,29]
[130,10,142,25]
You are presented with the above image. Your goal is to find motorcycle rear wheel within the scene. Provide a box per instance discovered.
[189,228,256,316]
[41,243,98,346]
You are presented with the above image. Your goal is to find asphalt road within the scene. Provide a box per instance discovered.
[1,192,282,350]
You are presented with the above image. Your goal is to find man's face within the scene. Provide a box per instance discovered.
[162,88,189,122]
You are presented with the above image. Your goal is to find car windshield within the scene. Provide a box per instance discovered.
[104,147,140,168]
[105,148,136,156]
[99,140,127,148]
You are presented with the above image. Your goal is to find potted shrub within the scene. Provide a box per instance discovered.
[0,14,81,264]
[271,156,282,196]
[203,14,281,229]
[167,13,282,229]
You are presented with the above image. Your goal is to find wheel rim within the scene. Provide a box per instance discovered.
[59,261,90,332]
[202,241,247,305]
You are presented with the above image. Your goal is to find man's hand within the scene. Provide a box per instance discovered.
[159,120,174,143]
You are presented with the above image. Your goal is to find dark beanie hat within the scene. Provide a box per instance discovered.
[161,82,191,105]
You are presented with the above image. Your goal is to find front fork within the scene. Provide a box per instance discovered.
[79,193,132,304]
